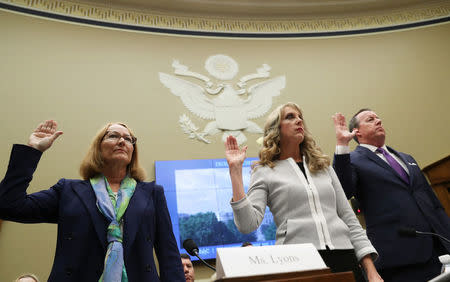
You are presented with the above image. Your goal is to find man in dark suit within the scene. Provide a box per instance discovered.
[332,109,450,282]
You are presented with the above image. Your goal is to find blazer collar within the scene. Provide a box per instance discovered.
[72,181,109,251]
[123,182,148,257]
[385,146,414,185]
[73,181,148,256]
[355,145,411,186]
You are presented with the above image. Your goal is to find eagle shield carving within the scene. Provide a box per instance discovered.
[159,54,286,145]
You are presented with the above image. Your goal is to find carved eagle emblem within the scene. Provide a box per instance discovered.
[159,54,285,145]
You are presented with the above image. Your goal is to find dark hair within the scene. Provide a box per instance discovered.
[180,253,191,260]
[349,108,372,144]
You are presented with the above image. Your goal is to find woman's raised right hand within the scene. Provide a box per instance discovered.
[28,120,63,152]
[224,135,247,168]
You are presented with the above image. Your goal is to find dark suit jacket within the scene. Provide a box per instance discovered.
[0,144,185,282]
[333,145,450,270]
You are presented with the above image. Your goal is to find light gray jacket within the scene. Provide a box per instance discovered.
[231,157,377,261]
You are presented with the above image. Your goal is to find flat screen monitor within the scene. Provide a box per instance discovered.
[155,158,276,260]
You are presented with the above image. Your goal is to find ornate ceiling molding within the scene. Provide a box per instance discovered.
[1,0,449,37]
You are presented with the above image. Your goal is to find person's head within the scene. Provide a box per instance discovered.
[79,122,146,181]
[349,109,385,147]
[257,102,330,172]
[181,253,195,282]
[241,241,253,247]
[279,104,306,148]
[15,274,39,282]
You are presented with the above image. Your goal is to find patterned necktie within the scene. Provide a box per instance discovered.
[376,147,409,184]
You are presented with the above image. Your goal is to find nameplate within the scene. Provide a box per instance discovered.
[215,243,326,279]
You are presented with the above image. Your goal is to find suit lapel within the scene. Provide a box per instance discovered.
[123,182,148,257]
[356,145,391,171]
[386,146,413,186]
[356,146,410,187]
[72,181,108,251]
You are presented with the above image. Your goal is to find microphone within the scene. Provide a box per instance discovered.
[398,227,417,237]
[183,239,216,271]
[398,227,450,244]
[183,238,199,256]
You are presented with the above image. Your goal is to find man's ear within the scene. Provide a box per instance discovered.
[354,129,361,140]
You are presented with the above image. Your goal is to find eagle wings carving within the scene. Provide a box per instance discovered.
[159,54,286,145]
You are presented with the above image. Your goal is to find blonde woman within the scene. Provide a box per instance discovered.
[225,102,383,282]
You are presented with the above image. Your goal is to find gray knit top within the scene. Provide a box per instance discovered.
[231,157,378,262]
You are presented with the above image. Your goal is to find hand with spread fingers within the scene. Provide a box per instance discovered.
[27,120,63,152]
[332,113,355,146]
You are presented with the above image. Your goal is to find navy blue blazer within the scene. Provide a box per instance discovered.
[0,144,185,282]
[333,145,450,270]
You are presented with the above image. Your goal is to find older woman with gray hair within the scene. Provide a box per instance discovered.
[225,102,383,282]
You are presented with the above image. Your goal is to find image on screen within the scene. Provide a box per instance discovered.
[155,158,276,260]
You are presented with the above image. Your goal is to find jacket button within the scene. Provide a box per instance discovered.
[65,267,73,276]
[66,232,73,240]
[145,264,151,272]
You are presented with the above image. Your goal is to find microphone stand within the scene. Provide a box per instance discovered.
[192,250,216,271]
[416,231,450,244]
[183,238,216,271]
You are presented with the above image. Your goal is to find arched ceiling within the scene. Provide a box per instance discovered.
[78,0,446,18]
[1,0,449,36]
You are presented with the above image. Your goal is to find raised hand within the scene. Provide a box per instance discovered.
[28,120,63,152]
[225,135,247,202]
[225,135,247,168]
[332,113,356,146]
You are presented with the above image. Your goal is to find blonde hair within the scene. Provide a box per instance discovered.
[255,102,330,173]
[79,122,147,181]
[15,273,39,282]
